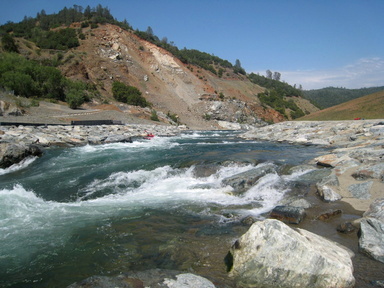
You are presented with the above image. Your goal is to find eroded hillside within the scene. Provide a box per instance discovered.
[2,20,318,129]
[55,24,291,128]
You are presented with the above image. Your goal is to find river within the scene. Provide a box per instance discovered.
[1,130,332,287]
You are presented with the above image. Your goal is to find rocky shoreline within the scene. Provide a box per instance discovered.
[0,123,186,168]
[1,120,384,287]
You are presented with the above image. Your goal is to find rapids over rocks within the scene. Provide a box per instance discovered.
[0,130,329,287]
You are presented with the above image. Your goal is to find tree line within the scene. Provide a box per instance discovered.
[303,86,384,109]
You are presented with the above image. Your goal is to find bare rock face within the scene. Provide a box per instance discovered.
[228,219,355,288]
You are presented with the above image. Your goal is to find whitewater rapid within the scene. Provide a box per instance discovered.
[0,130,323,287]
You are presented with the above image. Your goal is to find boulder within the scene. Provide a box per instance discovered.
[348,181,373,199]
[359,198,384,263]
[228,219,355,288]
[67,269,216,288]
[359,218,384,263]
[269,205,306,224]
[0,143,43,169]
[352,163,384,181]
[315,154,339,167]
[222,163,276,194]
[316,174,342,202]
[363,198,384,221]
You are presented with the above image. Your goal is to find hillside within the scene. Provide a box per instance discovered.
[303,86,384,109]
[0,6,317,129]
[298,90,384,120]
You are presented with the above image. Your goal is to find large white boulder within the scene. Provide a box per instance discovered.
[228,219,355,288]
[359,198,384,263]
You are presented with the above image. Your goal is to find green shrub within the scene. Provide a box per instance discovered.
[167,111,179,123]
[1,34,19,53]
[36,28,79,50]
[150,110,160,121]
[112,81,148,107]
[66,90,84,109]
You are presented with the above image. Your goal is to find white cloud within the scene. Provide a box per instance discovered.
[258,58,384,90]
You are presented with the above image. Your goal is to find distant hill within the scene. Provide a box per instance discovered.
[303,86,384,109]
[298,90,384,120]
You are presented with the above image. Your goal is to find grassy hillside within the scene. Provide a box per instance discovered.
[303,86,384,108]
[298,90,384,120]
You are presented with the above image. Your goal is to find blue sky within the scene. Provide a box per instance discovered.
[1,0,383,90]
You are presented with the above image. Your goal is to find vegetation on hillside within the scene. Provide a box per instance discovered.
[134,27,239,76]
[303,86,384,109]
[112,81,149,108]
[0,5,132,51]
[248,72,305,119]
[0,3,311,118]
[0,53,97,108]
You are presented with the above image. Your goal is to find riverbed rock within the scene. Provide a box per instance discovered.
[228,219,355,288]
[337,222,357,234]
[315,154,340,167]
[269,205,306,224]
[359,198,384,263]
[348,181,373,199]
[352,163,384,181]
[0,143,43,168]
[316,174,342,202]
[67,269,216,288]
[222,163,276,194]
[316,209,343,221]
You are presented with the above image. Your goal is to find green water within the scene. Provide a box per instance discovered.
[0,131,329,287]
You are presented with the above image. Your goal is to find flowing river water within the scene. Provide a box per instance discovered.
[0,130,373,287]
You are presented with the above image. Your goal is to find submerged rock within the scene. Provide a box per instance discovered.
[269,205,306,224]
[67,269,216,288]
[228,219,355,288]
[222,163,276,194]
[337,222,357,234]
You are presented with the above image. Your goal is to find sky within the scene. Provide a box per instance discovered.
[1,0,383,90]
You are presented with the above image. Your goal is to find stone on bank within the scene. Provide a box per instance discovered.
[359,198,384,263]
[227,219,355,288]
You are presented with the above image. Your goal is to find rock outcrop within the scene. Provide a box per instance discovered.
[0,123,184,168]
[228,219,355,288]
